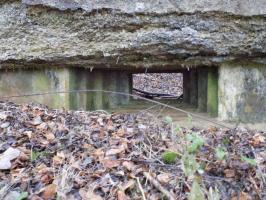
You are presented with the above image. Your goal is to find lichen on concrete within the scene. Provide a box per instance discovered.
[219,64,266,123]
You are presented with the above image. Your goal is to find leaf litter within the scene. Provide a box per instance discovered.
[0,101,265,200]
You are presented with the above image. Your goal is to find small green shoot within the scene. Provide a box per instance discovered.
[222,138,230,146]
[188,179,204,200]
[207,187,220,200]
[181,152,199,177]
[15,192,28,200]
[187,114,193,124]
[162,151,178,164]
[186,133,204,153]
[164,116,173,124]
[241,155,256,166]
[31,150,47,162]
[174,124,182,133]
[215,146,227,160]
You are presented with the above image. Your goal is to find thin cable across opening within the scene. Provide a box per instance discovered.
[0,89,232,129]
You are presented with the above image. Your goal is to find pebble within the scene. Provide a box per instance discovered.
[1,122,10,128]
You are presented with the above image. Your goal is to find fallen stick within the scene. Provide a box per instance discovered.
[136,177,147,200]
[143,172,175,200]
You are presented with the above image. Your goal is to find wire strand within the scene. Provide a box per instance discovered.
[0,89,232,128]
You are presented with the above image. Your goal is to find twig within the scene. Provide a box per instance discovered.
[136,177,147,200]
[143,172,175,200]
[129,158,181,170]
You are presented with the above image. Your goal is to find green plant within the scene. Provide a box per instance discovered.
[186,133,204,153]
[187,114,193,124]
[31,150,47,162]
[215,146,227,160]
[241,155,256,166]
[188,179,204,200]
[15,192,28,200]
[162,151,178,164]
[164,116,173,124]
[181,152,199,177]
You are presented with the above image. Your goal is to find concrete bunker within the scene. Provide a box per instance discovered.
[0,65,265,124]
[0,0,265,124]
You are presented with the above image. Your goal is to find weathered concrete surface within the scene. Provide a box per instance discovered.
[189,69,198,107]
[182,70,190,104]
[207,68,218,117]
[22,0,266,16]
[0,0,265,70]
[197,68,208,112]
[0,68,70,108]
[0,68,131,110]
[219,64,266,123]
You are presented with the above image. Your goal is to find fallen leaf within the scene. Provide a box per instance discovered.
[121,180,135,191]
[0,112,8,120]
[106,145,126,156]
[1,122,10,128]
[157,173,171,184]
[0,147,21,170]
[231,191,251,200]
[122,161,135,171]
[45,132,55,141]
[3,191,20,200]
[42,184,57,200]
[92,149,104,158]
[52,152,65,165]
[31,116,43,126]
[250,133,265,146]
[224,169,235,178]
[79,188,103,200]
[117,190,130,200]
[101,159,121,169]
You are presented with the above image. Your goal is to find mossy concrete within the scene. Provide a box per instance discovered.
[0,68,131,111]
[207,68,218,117]
[183,70,190,104]
[219,64,266,123]
[0,68,70,109]
[197,68,208,112]
[189,69,198,107]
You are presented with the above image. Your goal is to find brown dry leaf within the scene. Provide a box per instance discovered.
[53,152,65,165]
[117,128,125,137]
[37,122,48,130]
[31,116,43,126]
[122,161,135,171]
[92,149,105,158]
[117,190,130,200]
[106,145,126,156]
[45,132,55,141]
[79,188,103,200]
[250,133,265,146]
[42,184,57,200]
[30,195,43,200]
[24,130,33,139]
[224,169,235,178]
[231,191,251,200]
[157,173,171,184]
[101,159,121,169]
[121,179,135,191]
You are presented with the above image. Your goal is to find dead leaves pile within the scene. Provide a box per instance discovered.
[0,101,265,200]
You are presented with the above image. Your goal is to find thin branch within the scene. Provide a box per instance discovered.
[143,172,175,200]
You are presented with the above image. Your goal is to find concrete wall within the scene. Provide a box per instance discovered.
[0,68,131,110]
[0,68,70,108]
[219,64,266,123]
